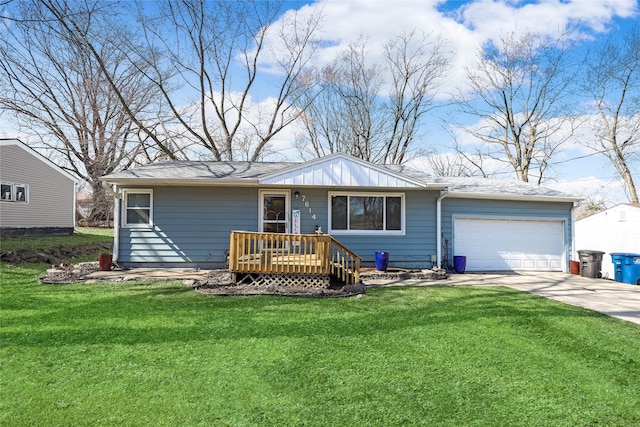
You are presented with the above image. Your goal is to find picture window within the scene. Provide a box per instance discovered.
[329,193,404,234]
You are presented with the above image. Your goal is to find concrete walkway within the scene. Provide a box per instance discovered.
[365,271,640,325]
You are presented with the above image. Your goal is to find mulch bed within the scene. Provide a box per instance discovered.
[39,262,102,284]
[38,262,366,297]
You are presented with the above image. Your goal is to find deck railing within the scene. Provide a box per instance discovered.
[228,231,361,284]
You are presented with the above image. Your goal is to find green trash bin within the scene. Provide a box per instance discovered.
[610,253,640,285]
[577,250,605,278]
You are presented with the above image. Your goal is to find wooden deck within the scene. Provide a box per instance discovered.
[228,231,361,285]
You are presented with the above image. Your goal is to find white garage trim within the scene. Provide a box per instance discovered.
[453,216,566,272]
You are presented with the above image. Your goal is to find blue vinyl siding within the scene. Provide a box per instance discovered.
[118,186,439,269]
[290,188,327,235]
[441,198,574,267]
[116,185,573,270]
[319,190,439,269]
[118,186,259,267]
[276,188,438,268]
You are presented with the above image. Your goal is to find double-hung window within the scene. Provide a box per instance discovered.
[1,183,12,201]
[329,193,404,234]
[123,189,153,228]
[15,184,27,202]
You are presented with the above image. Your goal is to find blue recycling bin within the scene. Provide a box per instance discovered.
[375,251,389,272]
[610,253,640,285]
[453,255,467,274]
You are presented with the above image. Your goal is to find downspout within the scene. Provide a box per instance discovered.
[436,188,449,269]
[569,201,577,273]
[103,182,120,262]
[73,181,78,230]
[113,190,120,263]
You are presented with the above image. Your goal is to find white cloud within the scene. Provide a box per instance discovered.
[266,0,638,98]
[546,175,629,204]
[456,0,635,40]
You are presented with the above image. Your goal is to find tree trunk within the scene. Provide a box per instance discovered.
[88,182,113,225]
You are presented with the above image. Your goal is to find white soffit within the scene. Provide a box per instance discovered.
[259,154,426,188]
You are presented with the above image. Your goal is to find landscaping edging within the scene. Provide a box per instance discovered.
[360,267,448,281]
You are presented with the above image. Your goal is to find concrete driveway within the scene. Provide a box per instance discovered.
[366,271,640,325]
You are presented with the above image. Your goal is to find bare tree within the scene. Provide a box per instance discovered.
[457,31,576,183]
[24,0,323,162]
[581,26,639,203]
[383,30,450,164]
[118,0,323,161]
[573,197,610,220]
[425,150,491,178]
[0,0,157,221]
[297,38,387,161]
[297,31,450,164]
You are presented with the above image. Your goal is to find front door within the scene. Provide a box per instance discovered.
[260,190,289,234]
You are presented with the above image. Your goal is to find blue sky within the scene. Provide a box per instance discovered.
[260,0,639,204]
[1,0,638,204]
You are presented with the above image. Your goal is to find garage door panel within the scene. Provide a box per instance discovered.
[454,218,564,271]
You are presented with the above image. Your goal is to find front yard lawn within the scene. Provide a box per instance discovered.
[0,227,113,252]
[1,262,639,426]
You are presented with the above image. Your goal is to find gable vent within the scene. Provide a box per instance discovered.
[619,210,626,222]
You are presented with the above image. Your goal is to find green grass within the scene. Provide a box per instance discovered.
[0,227,113,252]
[1,263,639,426]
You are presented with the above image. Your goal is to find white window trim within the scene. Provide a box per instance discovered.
[328,191,405,236]
[122,189,153,229]
[1,182,13,202]
[14,184,28,202]
[1,182,28,203]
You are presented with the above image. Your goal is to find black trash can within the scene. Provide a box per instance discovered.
[577,250,605,278]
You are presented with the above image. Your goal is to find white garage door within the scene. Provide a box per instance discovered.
[454,218,564,271]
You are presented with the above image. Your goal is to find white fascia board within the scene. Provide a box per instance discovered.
[102,179,448,190]
[0,139,80,184]
[446,191,582,203]
[259,153,427,188]
[102,178,260,187]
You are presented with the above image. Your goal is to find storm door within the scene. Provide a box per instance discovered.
[259,190,289,234]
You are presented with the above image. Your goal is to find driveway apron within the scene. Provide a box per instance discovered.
[368,271,640,325]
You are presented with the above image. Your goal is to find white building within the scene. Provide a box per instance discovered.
[0,139,78,237]
[575,204,640,279]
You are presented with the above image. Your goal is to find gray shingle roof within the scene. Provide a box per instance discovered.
[381,164,578,200]
[102,160,295,181]
[103,159,579,201]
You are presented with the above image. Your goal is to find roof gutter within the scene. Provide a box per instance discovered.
[101,178,450,191]
[102,178,260,187]
[444,191,581,203]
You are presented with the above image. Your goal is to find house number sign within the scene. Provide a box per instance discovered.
[300,194,316,220]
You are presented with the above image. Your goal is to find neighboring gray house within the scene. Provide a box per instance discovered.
[0,139,78,237]
[575,204,640,279]
[102,153,580,272]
